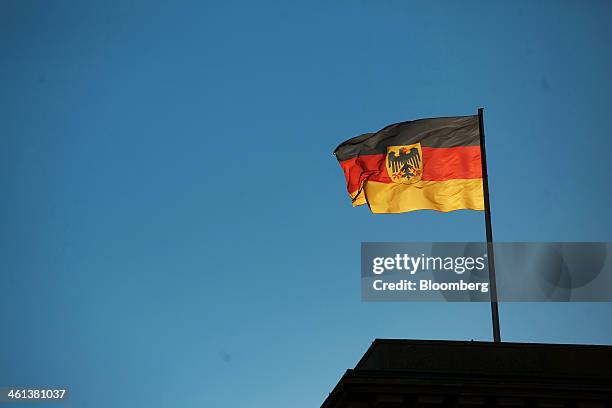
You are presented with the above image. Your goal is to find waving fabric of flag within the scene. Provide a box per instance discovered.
[333,115,485,213]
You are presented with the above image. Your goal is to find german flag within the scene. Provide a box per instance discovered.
[334,115,484,213]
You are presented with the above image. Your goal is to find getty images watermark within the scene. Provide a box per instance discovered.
[362,243,612,301]
[371,252,489,294]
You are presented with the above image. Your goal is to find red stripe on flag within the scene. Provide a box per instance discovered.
[421,146,482,181]
[339,154,386,195]
[338,146,482,195]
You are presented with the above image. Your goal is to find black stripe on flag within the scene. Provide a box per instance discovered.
[334,115,479,162]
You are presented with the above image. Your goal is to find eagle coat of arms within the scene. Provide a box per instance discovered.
[385,143,423,184]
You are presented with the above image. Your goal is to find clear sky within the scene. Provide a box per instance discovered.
[2,1,612,407]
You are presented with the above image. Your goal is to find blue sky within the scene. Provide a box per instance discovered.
[2,1,612,407]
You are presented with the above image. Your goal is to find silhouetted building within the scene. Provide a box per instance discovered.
[321,339,612,407]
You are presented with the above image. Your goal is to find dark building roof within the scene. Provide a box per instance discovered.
[321,339,612,408]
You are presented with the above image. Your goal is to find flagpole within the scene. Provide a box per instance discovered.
[477,107,501,343]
